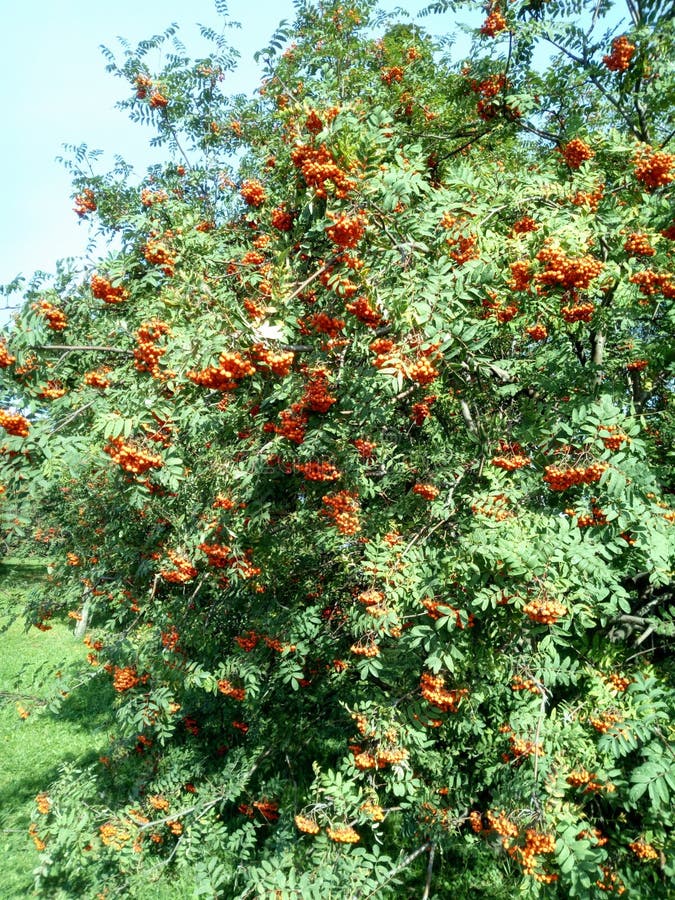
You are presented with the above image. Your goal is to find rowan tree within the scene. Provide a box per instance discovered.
[1,0,674,896]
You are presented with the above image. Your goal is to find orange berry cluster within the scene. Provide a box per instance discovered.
[149,90,168,108]
[413,483,439,500]
[603,35,636,71]
[104,437,164,475]
[295,815,320,834]
[73,188,96,217]
[345,295,382,327]
[420,672,468,713]
[84,368,112,389]
[352,746,408,769]
[599,424,629,451]
[509,259,532,291]
[605,673,631,692]
[470,73,507,99]
[99,822,131,849]
[597,865,626,893]
[0,342,15,367]
[217,678,246,701]
[112,666,141,692]
[491,452,530,471]
[295,461,341,482]
[198,541,232,568]
[326,824,360,843]
[239,179,266,207]
[263,404,308,444]
[140,188,168,207]
[159,550,197,584]
[134,320,170,378]
[629,269,675,299]
[623,232,656,257]
[512,216,538,235]
[566,505,607,527]
[447,233,479,265]
[28,823,46,851]
[302,366,337,412]
[252,799,279,822]
[570,183,605,210]
[504,734,542,762]
[480,8,507,36]
[290,143,355,199]
[589,711,623,733]
[270,205,294,231]
[560,138,595,169]
[577,827,608,846]
[143,239,175,276]
[188,350,256,391]
[34,299,67,331]
[536,244,603,290]
[38,381,67,401]
[350,639,380,657]
[507,829,558,882]
[633,148,674,190]
[35,793,51,815]
[0,410,30,437]
[511,675,540,693]
[235,630,260,652]
[421,598,474,628]
[522,596,567,624]
[628,839,658,861]
[543,460,608,490]
[90,274,129,304]
[352,438,377,459]
[411,394,436,425]
[380,65,404,85]
[360,800,385,821]
[407,357,439,385]
[525,322,548,341]
[307,312,345,337]
[161,627,180,651]
[252,344,295,377]
[561,300,596,323]
[470,493,512,520]
[326,212,366,249]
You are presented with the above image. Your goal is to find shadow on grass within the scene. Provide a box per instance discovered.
[54,668,117,732]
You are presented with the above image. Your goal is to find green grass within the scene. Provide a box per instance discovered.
[0,560,113,898]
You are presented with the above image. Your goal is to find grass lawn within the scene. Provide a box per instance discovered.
[0,560,114,898]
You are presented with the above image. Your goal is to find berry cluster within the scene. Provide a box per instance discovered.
[352,439,377,459]
[360,800,385,822]
[263,405,308,444]
[509,260,532,291]
[326,825,360,844]
[447,233,479,265]
[623,232,656,257]
[321,489,360,534]
[491,451,531,471]
[326,212,366,249]
[199,541,232,568]
[588,710,623,733]
[83,368,112,389]
[471,493,512,520]
[159,550,197,584]
[302,366,337,412]
[252,344,295,377]
[290,143,355,199]
[270,205,294,231]
[188,350,256,391]
[143,239,175,276]
[525,322,548,341]
[380,66,404,85]
[628,840,658,861]
[421,598,474,628]
[536,244,603,290]
[38,381,67,401]
[566,504,607,527]
[512,216,538,235]
[295,815,320,834]
[350,638,380,657]
[560,138,595,169]
[407,357,439,385]
[140,188,168,207]
[522,596,567,624]
[561,300,595,323]
[420,672,468,713]
[633,148,674,190]
[345,295,382,327]
[603,35,636,71]
[0,342,15,367]
[91,274,129,304]
[413,483,439,500]
[217,679,246,701]
[480,9,507,37]
[543,460,608,490]
[134,320,170,378]
[306,312,345,337]
[239,179,266,207]
[629,269,675,299]
[104,437,164,474]
[295,461,341,482]
[112,666,141,692]
[511,675,540,693]
[599,424,630,450]
[570,183,604,210]
[411,394,436,425]
[0,410,30,437]
[34,300,67,331]
[73,188,96,217]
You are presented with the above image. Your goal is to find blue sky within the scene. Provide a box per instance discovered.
[1,0,453,324]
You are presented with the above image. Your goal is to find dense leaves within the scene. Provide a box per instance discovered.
[1,0,674,896]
